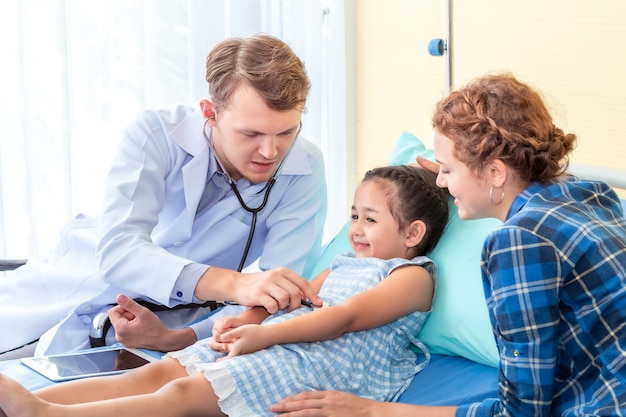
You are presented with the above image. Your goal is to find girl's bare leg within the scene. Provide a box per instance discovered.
[0,372,225,417]
[34,357,187,404]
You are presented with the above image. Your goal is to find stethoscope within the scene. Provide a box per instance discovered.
[88,121,303,346]
[202,118,302,272]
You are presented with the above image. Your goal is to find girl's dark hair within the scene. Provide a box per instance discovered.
[362,165,449,257]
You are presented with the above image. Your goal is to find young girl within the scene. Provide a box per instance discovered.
[271,73,626,416]
[0,165,449,417]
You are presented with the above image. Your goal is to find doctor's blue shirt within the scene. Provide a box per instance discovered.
[96,104,327,325]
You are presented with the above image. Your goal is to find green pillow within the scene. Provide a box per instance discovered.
[307,222,350,279]
[309,131,500,367]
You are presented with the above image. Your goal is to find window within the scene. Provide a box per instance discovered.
[0,0,354,259]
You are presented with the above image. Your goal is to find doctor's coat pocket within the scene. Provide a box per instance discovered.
[36,215,103,300]
[55,214,99,257]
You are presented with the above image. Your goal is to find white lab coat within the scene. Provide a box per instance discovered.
[0,103,327,355]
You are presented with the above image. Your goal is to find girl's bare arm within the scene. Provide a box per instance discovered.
[219,265,433,354]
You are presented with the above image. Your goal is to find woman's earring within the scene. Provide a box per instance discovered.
[489,185,505,205]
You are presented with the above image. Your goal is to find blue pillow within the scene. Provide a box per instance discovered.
[309,131,500,367]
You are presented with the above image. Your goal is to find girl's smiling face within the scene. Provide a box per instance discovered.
[348,180,411,260]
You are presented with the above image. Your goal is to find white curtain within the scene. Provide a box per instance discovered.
[0,0,353,260]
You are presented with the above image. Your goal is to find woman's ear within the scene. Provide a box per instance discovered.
[488,159,508,188]
[405,220,427,248]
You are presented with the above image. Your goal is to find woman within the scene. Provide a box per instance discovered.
[271,73,626,416]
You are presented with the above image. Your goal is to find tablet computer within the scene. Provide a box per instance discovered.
[20,346,158,382]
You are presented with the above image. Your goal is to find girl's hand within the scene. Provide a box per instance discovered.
[210,316,246,353]
[216,324,268,360]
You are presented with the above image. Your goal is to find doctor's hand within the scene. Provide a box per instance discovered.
[108,294,197,352]
[195,266,322,315]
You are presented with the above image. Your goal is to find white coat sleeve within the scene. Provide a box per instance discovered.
[95,110,193,305]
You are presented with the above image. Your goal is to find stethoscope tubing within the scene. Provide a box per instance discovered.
[202,119,301,271]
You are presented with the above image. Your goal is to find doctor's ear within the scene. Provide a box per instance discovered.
[199,99,217,121]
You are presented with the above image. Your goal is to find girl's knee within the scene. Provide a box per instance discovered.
[158,374,219,415]
[166,373,210,393]
[124,357,188,387]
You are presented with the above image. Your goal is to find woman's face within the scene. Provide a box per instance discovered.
[209,85,302,184]
[433,130,494,220]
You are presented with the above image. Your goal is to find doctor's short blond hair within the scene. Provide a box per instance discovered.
[205,34,310,114]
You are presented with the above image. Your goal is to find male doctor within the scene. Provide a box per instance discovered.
[0,34,327,357]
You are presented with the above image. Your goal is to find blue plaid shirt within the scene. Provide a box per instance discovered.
[458,178,626,417]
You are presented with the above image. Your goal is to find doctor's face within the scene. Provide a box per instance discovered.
[208,85,302,184]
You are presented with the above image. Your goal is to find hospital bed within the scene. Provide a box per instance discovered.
[0,131,624,408]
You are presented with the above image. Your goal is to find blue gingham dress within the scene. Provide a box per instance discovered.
[168,253,435,416]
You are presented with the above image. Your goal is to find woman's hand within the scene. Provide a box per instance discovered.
[415,155,440,174]
[270,391,457,417]
[270,390,381,417]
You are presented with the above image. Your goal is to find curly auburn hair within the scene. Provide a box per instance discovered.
[205,34,310,113]
[432,73,576,183]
